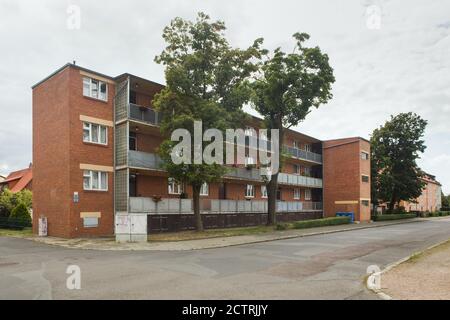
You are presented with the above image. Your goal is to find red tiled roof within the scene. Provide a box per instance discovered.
[1,167,32,193]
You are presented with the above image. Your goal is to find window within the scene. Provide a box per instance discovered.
[261,185,268,198]
[361,151,369,160]
[293,141,299,149]
[83,217,98,228]
[83,170,108,191]
[304,144,312,152]
[304,166,311,177]
[362,175,369,183]
[361,200,370,207]
[83,122,107,145]
[245,184,255,198]
[293,164,300,175]
[168,178,183,195]
[200,183,209,196]
[129,132,137,150]
[294,188,301,200]
[305,188,312,200]
[83,77,108,101]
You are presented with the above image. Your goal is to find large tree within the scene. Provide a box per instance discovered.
[371,112,428,212]
[153,13,264,231]
[250,33,335,225]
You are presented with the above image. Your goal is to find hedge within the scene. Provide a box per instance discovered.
[372,213,416,221]
[0,216,31,230]
[277,216,351,230]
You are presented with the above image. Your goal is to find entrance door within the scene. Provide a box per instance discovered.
[219,183,227,200]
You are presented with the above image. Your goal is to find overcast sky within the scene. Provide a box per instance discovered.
[0,0,449,193]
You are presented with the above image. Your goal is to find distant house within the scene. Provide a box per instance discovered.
[0,175,5,183]
[400,173,442,213]
[0,165,33,193]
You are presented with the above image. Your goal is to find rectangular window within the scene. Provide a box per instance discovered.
[361,151,369,160]
[362,175,369,183]
[83,122,107,145]
[304,144,312,152]
[361,200,370,207]
[83,77,108,101]
[129,132,137,150]
[200,183,209,196]
[305,189,312,201]
[83,170,108,191]
[245,156,255,166]
[261,185,268,198]
[83,217,98,228]
[293,164,300,175]
[304,166,311,177]
[245,184,255,198]
[294,188,301,200]
[293,140,299,149]
[168,178,183,195]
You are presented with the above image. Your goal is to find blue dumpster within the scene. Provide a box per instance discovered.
[336,212,354,223]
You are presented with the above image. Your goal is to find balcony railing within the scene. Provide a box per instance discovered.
[283,146,322,163]
[129,197,322,214]
[127,151,322,188]
[129,103,161,126]
[128,150,164,169]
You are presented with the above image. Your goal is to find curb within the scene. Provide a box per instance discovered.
[367,238,450,300]
[26,218,426,251]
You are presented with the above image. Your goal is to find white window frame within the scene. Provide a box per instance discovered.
[245,156,255,166]
[293,140,300,149]
[200,183,209,196]
[305,188,312,201]
[83,77,108,101]
[304,166,311,176]
[261,185,268,198]
[245,184,255,198]
[293,164,300,175]
[83,217,99,228]
[83,170,108,191]
[304,144,312,152]
[294,188,301,200]
[361,151,369,160]
[168,178,183,195]
[245,126,256,137]
[83,122,107,145]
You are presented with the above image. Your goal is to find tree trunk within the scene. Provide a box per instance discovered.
[192,185,203,232]
[266,172,279,226]
[388,189,397,213]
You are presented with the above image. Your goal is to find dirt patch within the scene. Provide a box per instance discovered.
[382,240,450,300]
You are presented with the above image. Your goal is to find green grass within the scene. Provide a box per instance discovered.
[0,227,33,238]
[372,213,416,221]
[277,216,351,230]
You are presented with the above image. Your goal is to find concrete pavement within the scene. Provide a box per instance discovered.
[0,217,449,299]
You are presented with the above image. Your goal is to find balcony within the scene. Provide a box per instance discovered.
[283,146,322,164]
[129,197,323,214]
[128,103,161,126]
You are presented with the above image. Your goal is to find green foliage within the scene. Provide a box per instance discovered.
[0,189,32,217]
[250,32,335,225]
[372,213,416,221]
[9,202,32,227]
[442,192,450,208]
[371,113,428,212]
[292,217,351,229]
[154,13,264,231]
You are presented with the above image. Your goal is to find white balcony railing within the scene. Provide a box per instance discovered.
[129,197,323,214]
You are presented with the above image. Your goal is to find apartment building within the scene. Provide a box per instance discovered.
[32,63,368,240]
[400,174,442,213]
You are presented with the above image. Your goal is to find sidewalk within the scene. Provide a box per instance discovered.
[26,218,429,251]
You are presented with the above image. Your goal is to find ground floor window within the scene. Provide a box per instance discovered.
[245,184,255,198]
[294,188,301,200]
[200,183,209,196]
[305,188,312,201]
[168,178,183,195]
[261,185,268,198]
[83,217,98,228]
[361,200,370,206]
[83,170,108,191]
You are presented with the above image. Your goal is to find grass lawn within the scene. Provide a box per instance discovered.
[148,225,276,242]
[0,227,33,238]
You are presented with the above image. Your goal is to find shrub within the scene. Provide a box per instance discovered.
[372,213,416,221]
[9,202,32,227]
[292,216,351,229]
[0,189,32,217]
[276,223,289,230]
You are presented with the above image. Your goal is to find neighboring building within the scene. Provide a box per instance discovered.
[400,173,442,213]
[0,175,5,183]
[32,63,368,240]
[322,137,371,222]
[0,166,33,193]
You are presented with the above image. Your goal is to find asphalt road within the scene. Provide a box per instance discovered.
[0,218,449,300]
